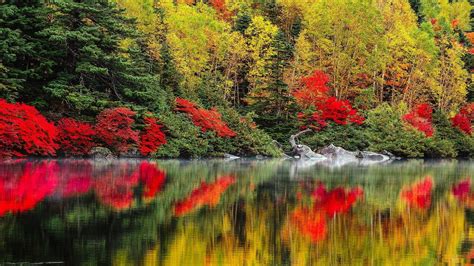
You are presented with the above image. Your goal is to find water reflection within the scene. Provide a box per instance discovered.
[1,159,474,264]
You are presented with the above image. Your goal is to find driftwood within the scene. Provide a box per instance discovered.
[289,129,326,160]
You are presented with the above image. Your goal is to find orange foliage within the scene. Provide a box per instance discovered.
[466,32,474,46]
[174,176,236,216]
[209,0,232,20]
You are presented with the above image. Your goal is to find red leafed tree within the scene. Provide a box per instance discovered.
[0,99,58,157]
[57,118,96,156]
[401,176,433,210]
[95,107,139,153]
[452,113,472,134]
[139,117,167,156]
[452,103,474,135]
[293,71,365,130]
[175,98,236,138]
[0,161,58,216]
[293,70,330,108]
[174,176,236,216]
[402,103,434,137]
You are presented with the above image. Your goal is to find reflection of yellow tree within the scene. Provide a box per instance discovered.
[163,202,276,265]
[136,195,282,265]
[281,195,465,265]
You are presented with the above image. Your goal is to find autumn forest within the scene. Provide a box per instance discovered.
[1,0,474,158]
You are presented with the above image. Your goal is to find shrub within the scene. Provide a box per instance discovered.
[0,99,58,157]
[433,112,474,157]
[56,118,96,156]
[365,103,428,157]
[156,107,281,158]
[175,98,236,138]
[95,107,139,153]
[155,112,210,158]
[299,122,369,152]
[216,108,282,157]
[139,117,167,156]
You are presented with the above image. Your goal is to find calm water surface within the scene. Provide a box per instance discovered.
[1,158,474,265]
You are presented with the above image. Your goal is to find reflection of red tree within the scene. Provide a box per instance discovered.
[401,176,434,210]
[94,165,140,210]
[0,161,58,216]
[93,161,167,210]
[59,161,93,197]
[453,178,471,200]
[291,207,327,242]
[451,178,474,208]
[291,183,364,242]
[0,161,167,213]
[312,184,364,217]
[174,176,236,216]
[139,162,166,201]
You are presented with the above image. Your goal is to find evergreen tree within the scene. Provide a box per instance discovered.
[39,0,162,114]
[0,0,55,103]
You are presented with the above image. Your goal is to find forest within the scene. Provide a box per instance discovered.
[0,0,473,158]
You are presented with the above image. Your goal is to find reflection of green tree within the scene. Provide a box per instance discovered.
[0,159,281,264]
[1,159,474,264]
[293,160,473,211]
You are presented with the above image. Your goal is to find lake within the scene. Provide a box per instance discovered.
[0,158,474,265]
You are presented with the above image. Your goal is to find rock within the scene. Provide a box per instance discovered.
[382,150,400,159]
[319,144,391,166]
[294,144,327,160]
[319,144,354,159]
[224,153,240,161]
[89,147,115,159]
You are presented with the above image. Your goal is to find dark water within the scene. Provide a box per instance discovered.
[1,159,474,265]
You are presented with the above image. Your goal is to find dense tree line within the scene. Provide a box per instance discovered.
[0,0,473,158]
